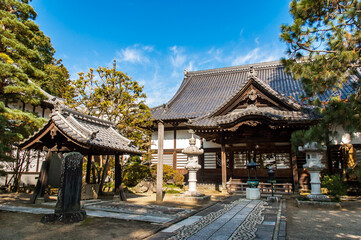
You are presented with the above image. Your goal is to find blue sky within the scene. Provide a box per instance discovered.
[31,0,293,107]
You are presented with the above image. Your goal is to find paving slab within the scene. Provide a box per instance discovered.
[162,216,202,233]
[0,204,53,215]
[0,203,173,223]
[187,200,253,240]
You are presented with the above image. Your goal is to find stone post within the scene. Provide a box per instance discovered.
[41,152,86,223]
[183,131,204,196]
[299,142,329,201]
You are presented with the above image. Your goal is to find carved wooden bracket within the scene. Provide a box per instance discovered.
[226,120,261,132]
[50,128,57,139]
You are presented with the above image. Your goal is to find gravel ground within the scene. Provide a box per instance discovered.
[0,210,160,240]
[0,191,228,240]
[286,197,361,240]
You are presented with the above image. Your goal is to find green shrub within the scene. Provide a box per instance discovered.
[165,189,180,194]
[150,164,175,182]
[321,174,347,199]
[349,166,361,182]
[173,172,184,186]
[123,161,151,187]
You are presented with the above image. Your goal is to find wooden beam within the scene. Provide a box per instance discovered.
[156,121,164,202]
[115,154,120,193]
[86,154,92,183]
[291,152,298,192]
[173,126,177,169]
[114,154,126,200]
[30,151,52,203]
[221,130,227,191]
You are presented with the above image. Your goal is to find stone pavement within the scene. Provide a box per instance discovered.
[0,199,193,224]
[0,195,286,239]
[149,195,286,240]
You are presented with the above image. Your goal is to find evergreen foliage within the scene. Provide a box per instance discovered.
[281,0,361,144]
[122,156,151,187]
[321,174,348,199]
[173,172,185,187]
[0,0,68,176]
[65,64,153,152]
[150,164,176,183]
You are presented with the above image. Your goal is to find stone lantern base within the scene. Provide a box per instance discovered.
[307,194,330,201]
[174,194,211,203]
[246,188,261,200]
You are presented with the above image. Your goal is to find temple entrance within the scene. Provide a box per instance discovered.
[229,144,292,183]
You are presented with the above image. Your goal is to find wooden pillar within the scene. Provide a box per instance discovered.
[115,154,120,193]
[156,121,164,202]
[291,152,299,192]
[173,126,177,169]
[36,151,40,173]
[86,154,92,183]
[114,154,126,200]
[221,130,227,191]
[30,150,52,203]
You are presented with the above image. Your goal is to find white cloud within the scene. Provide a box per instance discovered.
[186,60,195,72]
[119,48,143,63]
[169,46,186,67]
[232,48,260,66]
[116,44,152,64]
[143,45,154,52]
[110,42,285,108]
[231,45,284,66]
[146,84,180,107]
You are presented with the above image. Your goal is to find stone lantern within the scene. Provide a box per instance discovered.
[182,131,204,196]
[299,142,329,200]
[246,159,261,200]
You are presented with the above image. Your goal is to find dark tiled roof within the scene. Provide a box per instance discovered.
[189,106,316,127]
[20,106,142,155]
[152,60,354,121]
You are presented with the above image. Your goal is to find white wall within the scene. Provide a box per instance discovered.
[151,129,202,150]
[176,130,201,148]
[203,139,221,148]
[151,130,174,150]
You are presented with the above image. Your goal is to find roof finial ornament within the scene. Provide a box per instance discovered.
[163,103,169,112]
[53,99,63,113]
[184,69,189,78]
[247,66,257,79]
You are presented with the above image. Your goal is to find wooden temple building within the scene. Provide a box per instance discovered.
[151,60,358,192]
[19,104,142,201]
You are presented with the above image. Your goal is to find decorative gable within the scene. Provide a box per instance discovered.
[214,77,301,116]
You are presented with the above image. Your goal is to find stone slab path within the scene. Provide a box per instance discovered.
[149,196,286,240]
[0,195,286,240]
[0,199,193,224]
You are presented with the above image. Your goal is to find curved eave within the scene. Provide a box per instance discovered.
[54,120,142,155]
[19,120,53,149]
[188,111,318,128]
[20,120,142,155]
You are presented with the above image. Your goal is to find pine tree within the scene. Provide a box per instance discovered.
[0,0,68,176]
[280,0,361,143]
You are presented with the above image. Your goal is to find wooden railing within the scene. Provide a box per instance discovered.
[227,181,293,194]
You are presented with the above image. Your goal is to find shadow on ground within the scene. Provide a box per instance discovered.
[286,197,361,240]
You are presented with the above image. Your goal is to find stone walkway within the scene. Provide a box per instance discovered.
[0,195,286,239]
[149,195,286,240]
[0,199,193,224]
